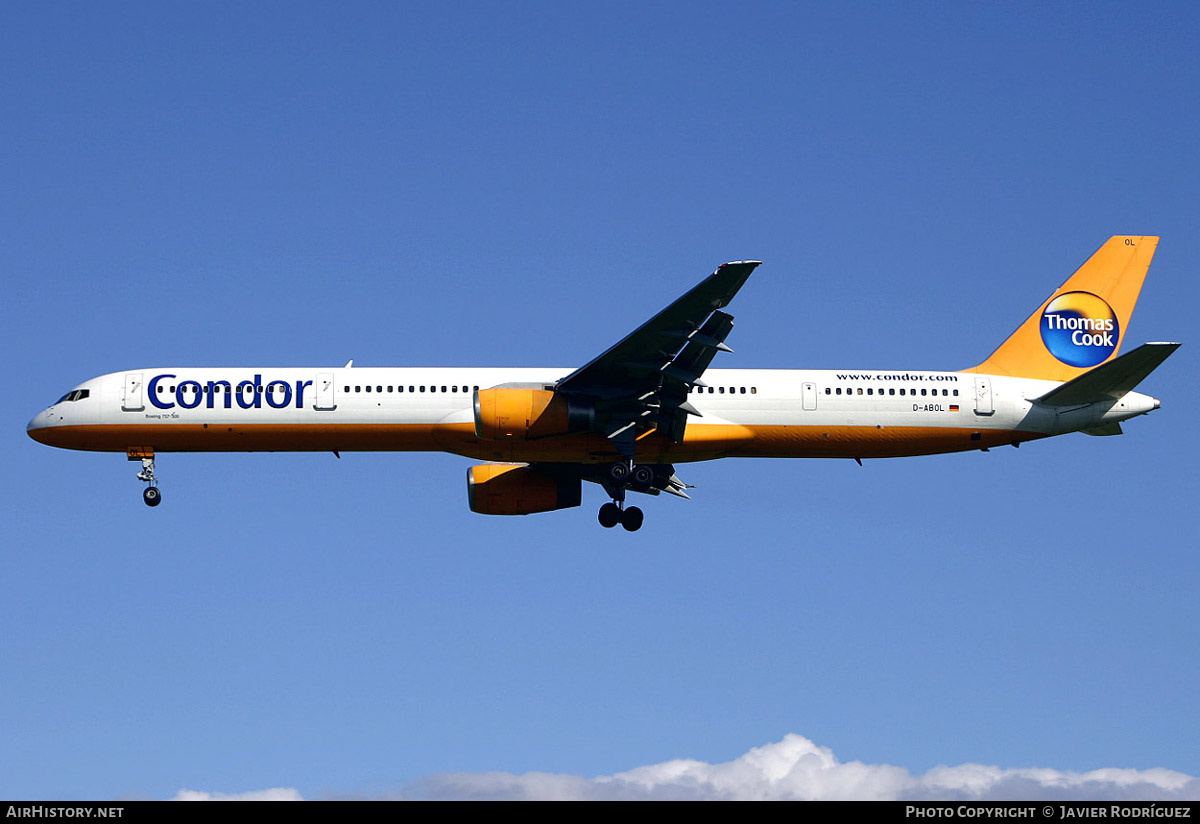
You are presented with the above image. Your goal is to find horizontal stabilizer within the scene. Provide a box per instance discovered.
[1035,342,1180,407]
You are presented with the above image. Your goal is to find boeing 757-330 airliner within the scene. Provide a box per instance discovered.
[27,236,1177,531]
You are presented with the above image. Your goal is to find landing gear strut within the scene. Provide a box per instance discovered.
[131,451,161,507]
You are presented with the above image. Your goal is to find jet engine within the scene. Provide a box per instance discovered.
[467,463,582,515]
[473,387,593,441]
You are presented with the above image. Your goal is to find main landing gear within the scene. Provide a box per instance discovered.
[598,501,644,532]
[131,450,161,507]
[596,459,654,532]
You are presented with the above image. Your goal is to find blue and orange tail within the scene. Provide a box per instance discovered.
[966,236,1159,382]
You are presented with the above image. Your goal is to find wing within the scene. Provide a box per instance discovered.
[555,260,762,454]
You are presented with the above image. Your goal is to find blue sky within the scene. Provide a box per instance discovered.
[3,2,1198,800]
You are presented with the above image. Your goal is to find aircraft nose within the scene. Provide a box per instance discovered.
[27,409,52,444]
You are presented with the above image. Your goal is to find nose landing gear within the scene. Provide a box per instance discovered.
[129,448,161,507]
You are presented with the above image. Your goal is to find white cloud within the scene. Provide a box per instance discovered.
[165,735,1200,801]
[408,734,1200,801]
[172,787,304,801]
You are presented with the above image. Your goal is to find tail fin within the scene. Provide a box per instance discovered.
[967,236,1159,382]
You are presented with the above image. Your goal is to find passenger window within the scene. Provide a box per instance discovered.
[824,388,830,395]
[953,389,959,397]
[366,386,372,392]
[867,388,873,395]
[921,388,927,396]
[857,388,863,395]
[836,388,842,395]
[441,386,447,393]
[751,387,756,394]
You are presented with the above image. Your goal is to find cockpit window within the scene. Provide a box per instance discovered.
[53,389,90,404]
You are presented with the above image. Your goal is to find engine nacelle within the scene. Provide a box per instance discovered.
[467,464,582,516]
[474,387,592,441]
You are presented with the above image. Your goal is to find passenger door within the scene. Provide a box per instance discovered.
[973,377,994,416]
[122,373,144,411]
[802,381,817,411]
[315,372,337,410]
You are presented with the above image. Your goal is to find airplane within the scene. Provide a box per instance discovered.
[27,236,1178,532]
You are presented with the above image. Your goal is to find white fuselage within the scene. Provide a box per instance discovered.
[27,366,1160,464]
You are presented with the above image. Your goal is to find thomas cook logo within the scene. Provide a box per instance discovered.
[1040,292,1119,367]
